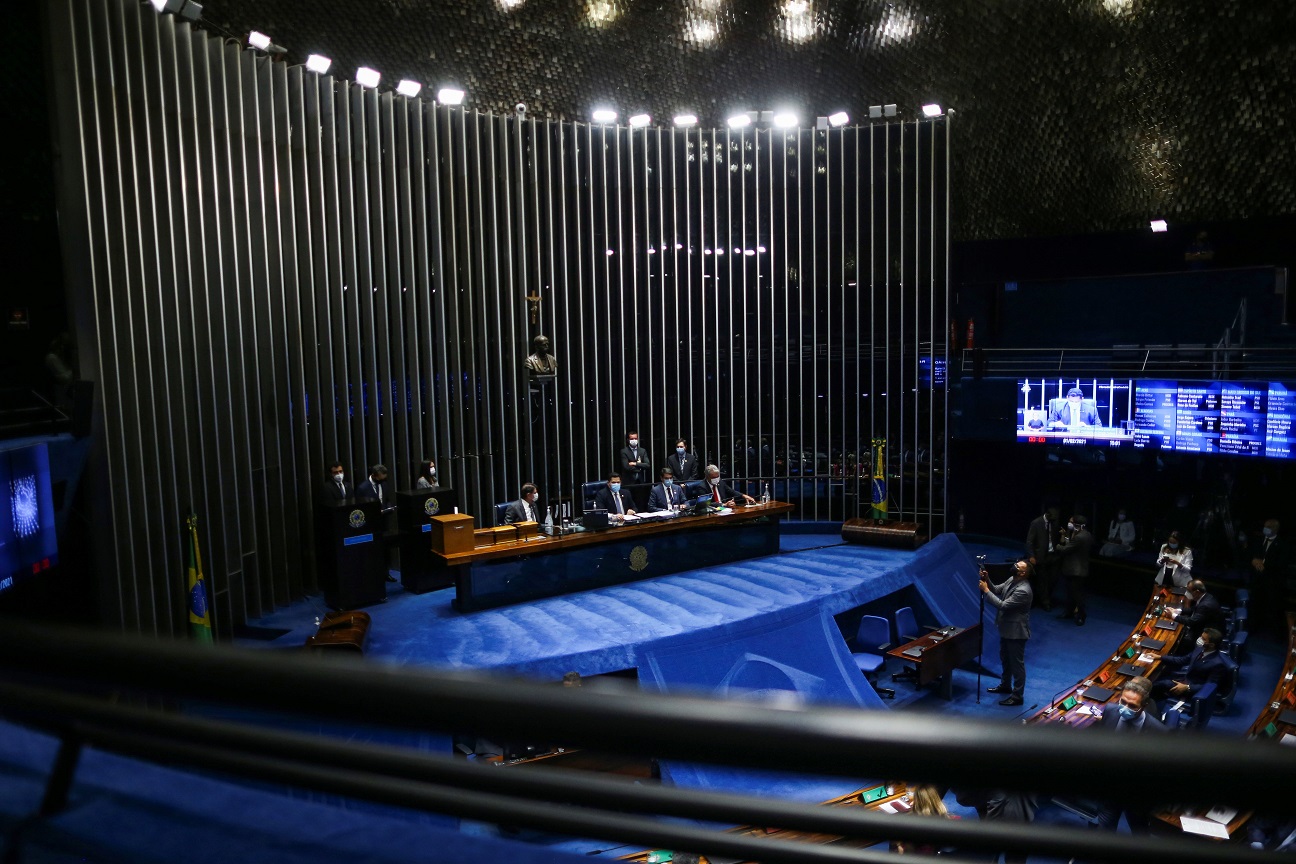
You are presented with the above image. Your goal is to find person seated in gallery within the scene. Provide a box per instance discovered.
[1099,508,1136,557]
[1047,388,1099,429]
[593,473,636,520]
[647,467,689,512]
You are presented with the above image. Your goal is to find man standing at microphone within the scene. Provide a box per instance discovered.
[982,559,1034,707]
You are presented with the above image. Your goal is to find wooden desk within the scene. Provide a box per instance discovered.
[438,502,795,611]
[617,782,913,864]
[886,624,983,699]
[1028,587,1188,728]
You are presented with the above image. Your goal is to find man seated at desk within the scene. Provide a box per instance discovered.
[593,473,637,521]
[1149,627,1226,704]
[647,467,688,512]
[1047,388,1099,429]
[504,483,542,525]
[701,463,755,508]
[1168,580,1223,644]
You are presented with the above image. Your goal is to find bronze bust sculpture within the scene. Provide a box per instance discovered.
[524,334,558,377]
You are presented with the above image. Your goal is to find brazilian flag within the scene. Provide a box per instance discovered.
[871,438,888,520]
[185,513,213,642]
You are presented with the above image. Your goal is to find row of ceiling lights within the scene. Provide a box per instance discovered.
[149,3,944,127]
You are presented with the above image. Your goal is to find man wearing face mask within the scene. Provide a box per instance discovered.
[700,464,755,508]
[648,467,688,512]
[1149,627,1226,703]
[1055,514,1093,626]
[1170,580,1224,644]
[318,461,351,503]
[1099,508,1136,557]
[1251,519,1290,636]
[669,438,700,482]
[1093,677,1165,833]
[982,559,1034,707]
[618,430,651,487]
[594,473,637,521]
[504,483,542,525]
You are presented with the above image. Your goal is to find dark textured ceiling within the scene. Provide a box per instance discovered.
[195,0,1294,239]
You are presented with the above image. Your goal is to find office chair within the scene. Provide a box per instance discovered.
[494,502,511,527]
[852,615,895,699]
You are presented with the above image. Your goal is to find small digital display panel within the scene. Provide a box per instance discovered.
[0,443,59,593]
[1267,383,1296,460]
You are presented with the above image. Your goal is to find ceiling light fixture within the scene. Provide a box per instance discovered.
[356,67,381,89]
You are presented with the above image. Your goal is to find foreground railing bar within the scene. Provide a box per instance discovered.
[2,682,1268,864]
[2,621,1295,811]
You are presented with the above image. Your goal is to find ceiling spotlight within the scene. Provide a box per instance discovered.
[150,0,182,11]
[396,80,422,97]
[868,105,883,119]
[673,113,698,127]
[592,107,617,124]
[628,113,652,128]
[828,111,850,127]
[921,103,943,118]
[356,67,381,89]
[1150,219,1169,233]
[883,104,897,117]
[305,54,332,74]
[727,112,752,129]
[436,87,465,105]
[772,111,798,129]
[248,31,271,50]
[178,0,201,21]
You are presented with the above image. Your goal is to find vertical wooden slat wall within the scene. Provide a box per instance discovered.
[46,0,951,637]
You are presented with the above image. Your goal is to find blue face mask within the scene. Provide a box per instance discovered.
[677,447,686,455]
[664,478,673,486]
[1264,526,1275,538]
[1117,704,1137,722]
[610,483,621,493]
[1169,542,1179,550]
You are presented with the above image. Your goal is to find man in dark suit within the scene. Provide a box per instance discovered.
[1047,388,1099,427]
[1251,518,1290,636]
[647,467,688,512]
[593,473,636,520]
[701,464,755,507]
[1172,580,1223,644]
[354,464,391,507]
[1055,513,1093,626]
[1026,505,1059,610]
[1149,627,1227,703]
[1095,677,1166,833]
[318,461,351,504]
[982,559,1034,706]
[618,431,651,486]
[668,438,700,482]
[504,483,541,524]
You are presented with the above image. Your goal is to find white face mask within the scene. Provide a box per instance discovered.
[1067,522,1076,531]
[333,473,344,484]
[1195,637,1206,648]
[708,477,720,487]
[629,439,638,447]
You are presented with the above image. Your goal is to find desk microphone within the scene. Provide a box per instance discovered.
[1051,684,1073,709]
[1014,702,1039,721]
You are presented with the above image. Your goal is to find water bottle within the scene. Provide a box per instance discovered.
[544,506,554,533]
[762,482,771,504]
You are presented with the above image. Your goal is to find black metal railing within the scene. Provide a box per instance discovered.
[2,619,1294,863]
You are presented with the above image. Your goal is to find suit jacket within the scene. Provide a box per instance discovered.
[593,486,635,515]
[1257,535,1291,580]
[1026,514,1057,562]
[667,451,700,482]
[647,482,688,511]
[1158,647,1227,698]
[1056,528,1093,577]
[355,478,390,505]
[318,478,351,504]
[504,498,540,524]
[618,446,651,484]
[1178,592,1223,640]
[985,576,1033,640]
[1048,398,1099,426]
[700,478,744,505]
[1099,707,1167,732]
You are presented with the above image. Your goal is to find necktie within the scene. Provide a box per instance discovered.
[615,494,623,514]
[336,481,344,497]
[1046,521,1054,552]
[713,485,721,503]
